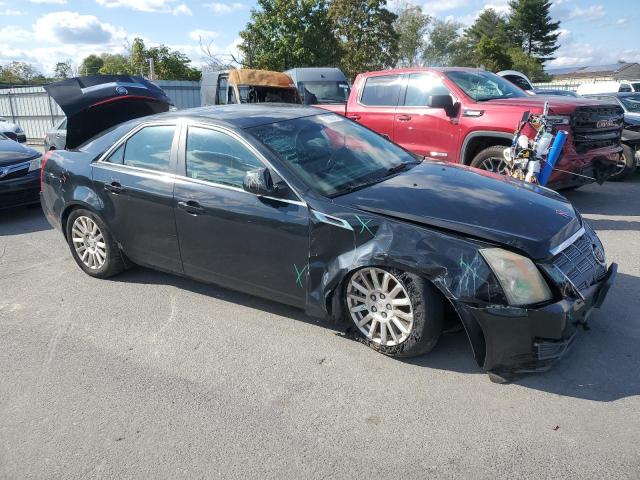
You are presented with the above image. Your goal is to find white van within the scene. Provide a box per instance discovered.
[577,80,640,95]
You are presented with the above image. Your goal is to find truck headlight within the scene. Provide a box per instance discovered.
[546,115,570,125]
[28,155,42,172]
[480,248,552,306]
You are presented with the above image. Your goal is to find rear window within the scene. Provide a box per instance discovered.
[122,125,176,172]
[360,75,402,106]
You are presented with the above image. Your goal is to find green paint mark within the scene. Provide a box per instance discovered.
[293,263,307,288]
[354,215,374,235]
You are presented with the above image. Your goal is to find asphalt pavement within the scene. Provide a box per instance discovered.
[1,176,639,479]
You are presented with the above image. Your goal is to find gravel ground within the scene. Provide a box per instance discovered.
[1,176,639,479]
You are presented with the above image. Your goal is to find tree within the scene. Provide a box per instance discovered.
[464,8,509,45]
[0,61,41,84]
[130,37,147,76]
[422,19,463,67]
[329,0,398,79]
[79,55,104,76]
[475,35,511,71]
[146,45,201,80]
[508,47,547,80]
[508,0,560,61]
[238,0,339,71]
[394,4,430,67]
[53,61,73,80]
[98,54,133,75]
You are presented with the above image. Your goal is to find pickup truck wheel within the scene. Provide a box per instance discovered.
[470,146,510,174]
[66,209,125,279]
[608,145,637,181]
[345,267,443,357]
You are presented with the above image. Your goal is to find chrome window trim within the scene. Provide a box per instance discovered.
[311,210,353,231]
[549,227,586,256]
[0,160,31,178]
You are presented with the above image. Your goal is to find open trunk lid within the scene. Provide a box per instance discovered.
[44,75,172,149]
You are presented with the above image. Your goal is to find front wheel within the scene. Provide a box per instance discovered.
[608,144,637,181]
[66,209,125,278]
[470,146,510,175]
[345,267,443,357]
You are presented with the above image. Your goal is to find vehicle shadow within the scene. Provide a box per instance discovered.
[112,265,640,402]
[563,174,640,217]
[0,205,51,236]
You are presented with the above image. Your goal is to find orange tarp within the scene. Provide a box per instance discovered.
[228,69,295,88]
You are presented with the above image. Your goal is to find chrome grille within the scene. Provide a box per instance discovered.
[0,161,30,182]
[552,230,607,291]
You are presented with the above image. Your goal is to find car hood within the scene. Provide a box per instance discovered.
[0,120,19,132]
[334,162,581,260]
[44,75,172,149]
[0,139,40,166]
[483,95,616,115]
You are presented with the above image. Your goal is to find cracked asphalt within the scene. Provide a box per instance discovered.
[1,176,639,479]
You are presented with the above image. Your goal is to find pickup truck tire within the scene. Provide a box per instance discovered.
[609,144,637,181]
[345,267,443,358]
[469,146,510,174]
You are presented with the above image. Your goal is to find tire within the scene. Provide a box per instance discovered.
[469,145,510,174]
[608,144,637,181]
[344,267,443,357]
[65,208,125,278]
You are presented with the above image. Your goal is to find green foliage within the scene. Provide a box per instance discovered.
[475,35,512,71]
[53,61,73,80]
[508,0,560,61]
[0,61,43,84]
[239,0,340,71]
[422,19,464,67]
[80,55,104,76]
[329,0,398,79]
[394,4,430,67]
[98,54,133,75]
[508,47,548,81]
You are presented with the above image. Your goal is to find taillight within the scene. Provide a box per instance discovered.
[41,150,54,191]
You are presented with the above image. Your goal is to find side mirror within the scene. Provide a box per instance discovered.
[243,167,276,196]
[428,94,457,117]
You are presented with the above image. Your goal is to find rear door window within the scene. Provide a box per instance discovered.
[122,125,176,172]
[403,73,451,106]
[360,75,402,106]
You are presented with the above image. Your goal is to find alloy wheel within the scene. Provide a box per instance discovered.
[479,157,509,174]
[71,216,106,270]
[347,268,414,347]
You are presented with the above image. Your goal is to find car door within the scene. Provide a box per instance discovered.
[92,123,183,273]
[53,118,67,149]
[173,124,310,308]
[393,72,459,160]
[347,74,402,140]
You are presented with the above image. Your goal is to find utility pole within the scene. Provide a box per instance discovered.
[149,58,155,80]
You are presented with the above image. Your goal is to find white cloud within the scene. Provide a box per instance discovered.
[28,0,67,4]
[566,5,606,21]
[203,2,245,14]
[0,26,32,43]
[1,9,24,15]
[189,29,220,41]
[33,11,126,45]
[422,0,470,14]
[96,0,179,12]
[172,3,192,15]
[616,18,627,25]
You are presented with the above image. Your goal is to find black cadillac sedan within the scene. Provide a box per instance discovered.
[41,76,616,381]
[0,132,42,209]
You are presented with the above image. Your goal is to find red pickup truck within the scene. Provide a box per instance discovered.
[319,68,624,188]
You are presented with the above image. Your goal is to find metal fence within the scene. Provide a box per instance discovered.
[532,82,581,92]
[0,80,201,143]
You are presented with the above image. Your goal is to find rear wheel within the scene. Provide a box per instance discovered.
[66,209,124,278]
[608,144,637,181]
[345,267,443,357]
[470,146,510,174]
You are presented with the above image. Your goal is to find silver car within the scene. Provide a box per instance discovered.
[44,118,67,150]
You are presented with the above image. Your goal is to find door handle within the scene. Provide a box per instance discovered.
[348,114,361,121]
[104,181,123,194]
[177,200,204,214]
[397,115,412,122]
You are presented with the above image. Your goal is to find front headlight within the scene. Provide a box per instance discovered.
[546,115,570,126]
[28,155,42,172]
[480,248,553,306]
[16,127,24,133]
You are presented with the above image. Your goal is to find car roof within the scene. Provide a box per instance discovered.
[144,103,327,129]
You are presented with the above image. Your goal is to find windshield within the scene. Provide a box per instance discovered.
[631,83,640,92]
[237,86,300,104]
[298,81,350,104]
[620,94,640,112]
[446,70,528,101]
[248,114,419,197]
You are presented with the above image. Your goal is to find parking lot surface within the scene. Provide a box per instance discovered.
[1,177,639,479]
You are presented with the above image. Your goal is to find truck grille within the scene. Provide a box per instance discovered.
[552,228,607,291]
[571,105,624,153]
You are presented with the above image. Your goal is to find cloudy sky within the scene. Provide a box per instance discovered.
[0,0,637,75]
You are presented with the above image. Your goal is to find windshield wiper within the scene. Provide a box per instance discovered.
[384,162,417,176]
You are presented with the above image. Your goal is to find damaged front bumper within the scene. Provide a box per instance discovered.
[455,263,617,377]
